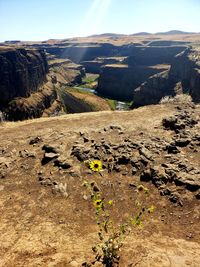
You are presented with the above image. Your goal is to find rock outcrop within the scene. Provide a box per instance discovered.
[0,48,48,107]
[5,82,59,121]
[169,48,200,102]
[0,47,62,121]
[133,47,200,107]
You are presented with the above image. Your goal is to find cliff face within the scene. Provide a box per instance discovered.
[133,71,175,107]
[133,47,200,107]
[169,48,200,102]
[5,82,58,121]
[0,48,48,107]
[97,64,169,101]
[96,46,185,100]
[126,46,185,66]
[0,48,62,121]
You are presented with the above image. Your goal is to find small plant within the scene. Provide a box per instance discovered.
[83,163,155,267]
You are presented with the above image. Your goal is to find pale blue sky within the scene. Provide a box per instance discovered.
[0,0,199,42]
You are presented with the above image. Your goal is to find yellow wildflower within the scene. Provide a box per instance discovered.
[108,200,113,206]
[147,205,155,213]
[90,160,102,172]
[93,199,103,209]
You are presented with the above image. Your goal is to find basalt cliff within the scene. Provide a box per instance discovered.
[133,47,200,106]
[0,48,60,120]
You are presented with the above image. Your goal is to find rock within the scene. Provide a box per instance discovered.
[71,146,91,161]
[195,189,200,199]
[160,188,171,196]
[0,48,48,106]
[42,144,61,154]
[165,143,180,154]
[19,150,36,158]
[52,182,68,198]
[116,155,130,165]
[39,177,53,186]
[169,192,182,205]
[140,155,149,165]
[0,48,60,121]
[162,116,178,130]
[140,169,152,182]
[0,171,6,179]
[175,138,191,147]
[139,147,153,160]
[54,157,72,169]
[29,136,42,145]
[175,174,200,191]
[42,152,59,165]
[132,167,137,175]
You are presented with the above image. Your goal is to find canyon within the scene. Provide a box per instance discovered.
[0,33,200,120]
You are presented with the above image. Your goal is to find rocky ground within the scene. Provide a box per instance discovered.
[0,100,200,266]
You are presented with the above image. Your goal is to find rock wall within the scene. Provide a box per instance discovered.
[5,82,58,121]
[133,71,175,107]
[97,64,169,101]
[96,46,185,100]
[126,46,186,66]
[132,47,200,107]
[169,48,200,102]
[0,48,48,107]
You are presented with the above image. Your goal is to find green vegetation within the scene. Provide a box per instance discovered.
[56,87,68,113]
[66,87,94,95]
[77,73,99,89]
[106,99,117,110]
[82,73,99,84]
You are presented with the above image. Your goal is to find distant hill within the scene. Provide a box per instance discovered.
[88,33,125,38]
[155,30,196,35]
[88,30,198,38]
[131,32,152,36]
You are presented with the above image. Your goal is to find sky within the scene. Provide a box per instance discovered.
[0,0,200,42]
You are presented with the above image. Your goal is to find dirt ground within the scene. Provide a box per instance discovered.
[0,103,200,266]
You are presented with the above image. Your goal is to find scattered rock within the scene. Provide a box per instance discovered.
[175,138,191,147]
[42,144,61,154]
[52,182,68,198]
[54,157,72,169]
[139,147,153,160]
[29,136,42,145]
[42,152,59,165]
[19,150,36,158]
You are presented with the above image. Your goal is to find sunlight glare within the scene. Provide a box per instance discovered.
[78,0,112,37]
